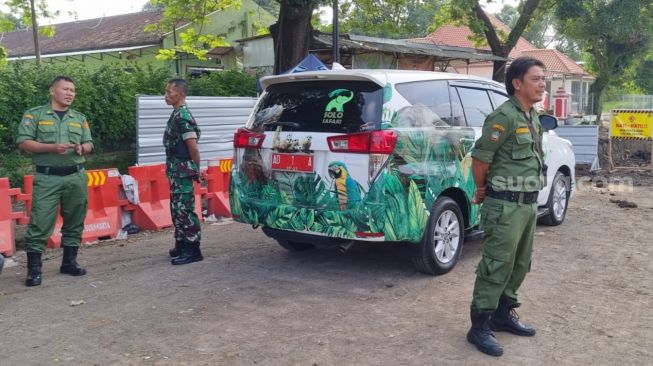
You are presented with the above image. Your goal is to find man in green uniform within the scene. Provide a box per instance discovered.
[467,57,546,356]
[16,75,93,287]
[163,78,203,265]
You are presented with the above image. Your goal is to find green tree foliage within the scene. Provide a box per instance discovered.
[0,63,258,153]
[555,0,653,116]
[145,0,241,62]
[436,0,551,82]
[634,59,653,95]
[142,0,165,11]
[0,63,173,153]
[335,0,442,38]
[187,69,258,96]
[495,2,583,60]
[3,0,61,65]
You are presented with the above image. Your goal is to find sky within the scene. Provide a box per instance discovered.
[39,0,151,24]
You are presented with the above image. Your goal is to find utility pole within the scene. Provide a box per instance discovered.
[332,0,339,65]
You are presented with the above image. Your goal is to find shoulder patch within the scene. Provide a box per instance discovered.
[492,123,505,132]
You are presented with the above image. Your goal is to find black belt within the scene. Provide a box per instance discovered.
[36,164,83,176]
[487,187,538,204]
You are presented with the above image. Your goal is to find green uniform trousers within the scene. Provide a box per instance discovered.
[472,196,537,311]
[168,175,201,244]
[25,171,88,253]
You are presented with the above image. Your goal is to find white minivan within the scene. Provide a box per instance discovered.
[230,70,576,275]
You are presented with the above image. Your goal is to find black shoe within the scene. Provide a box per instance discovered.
[60,246,87,276]
[169,240,183,258]
[489,299,536,337]
[25,251,42,287]
[171,242,203,265]
[467,304,503,357]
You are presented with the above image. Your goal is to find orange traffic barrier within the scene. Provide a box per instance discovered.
[127,164,203,231]
[128,164,172,230]
[0,177,31,256]
[47,168,123,248]
[1,178,17,256]
[204,158,232,218]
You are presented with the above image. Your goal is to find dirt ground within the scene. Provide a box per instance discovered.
[1,167,652,366]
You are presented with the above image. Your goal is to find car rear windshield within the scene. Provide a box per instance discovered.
[251,80,384,133]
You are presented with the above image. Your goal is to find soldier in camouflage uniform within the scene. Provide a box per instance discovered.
[16,76,92,286]
[163,78,203,265]
[467,57,546,356]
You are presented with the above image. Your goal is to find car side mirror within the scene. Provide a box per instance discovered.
[539,114,558,131]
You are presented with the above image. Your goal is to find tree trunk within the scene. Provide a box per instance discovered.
[270,2,316,75]
[492,55,509,83]
[474,0,541,83]
[29,0,40,65]
[589,75,609,119]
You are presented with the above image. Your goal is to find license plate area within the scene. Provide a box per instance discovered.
[271,153,314,173]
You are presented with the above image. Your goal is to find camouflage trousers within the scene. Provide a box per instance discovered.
[167,175,201,244]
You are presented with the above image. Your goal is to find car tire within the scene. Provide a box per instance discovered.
[412,196,464,275]
[276,239,315,252]
[539,171,569,226]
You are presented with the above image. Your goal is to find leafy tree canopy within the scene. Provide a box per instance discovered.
[144,0,242,61]
[555,0,653,115]
[333,0,442,39]
[434,0,552,81]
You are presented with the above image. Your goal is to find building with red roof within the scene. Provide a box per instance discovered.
[413,13,594,116]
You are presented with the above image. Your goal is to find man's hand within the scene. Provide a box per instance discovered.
[472,186,486,204]
[53,143,74,154]
[74,144,84,156]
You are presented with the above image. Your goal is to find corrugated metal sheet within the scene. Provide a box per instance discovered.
[136,96,257,167]
[555,125,599,165]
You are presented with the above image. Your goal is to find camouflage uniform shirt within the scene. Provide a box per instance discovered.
[163,104,201,178]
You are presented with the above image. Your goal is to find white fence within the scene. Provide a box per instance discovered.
[136,96,257,167]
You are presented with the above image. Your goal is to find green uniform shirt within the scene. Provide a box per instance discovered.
[163,104,200,178]
[16,104,93,167]
[471,96,544,192]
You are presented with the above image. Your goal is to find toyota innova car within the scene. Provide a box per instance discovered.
[229,70,575,275]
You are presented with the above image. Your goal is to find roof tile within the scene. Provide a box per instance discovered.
[1,11,164,57]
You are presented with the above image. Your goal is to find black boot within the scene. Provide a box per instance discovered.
[25,252,42,287]
[171,242,203,265]
[489,298,536,336]
[60,246,87,276]
[467,304,504,357]
[169,239,183,258]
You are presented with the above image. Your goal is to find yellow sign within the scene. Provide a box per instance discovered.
[87,171,106,187]
[610,110,653,140]
[219,159,233,173]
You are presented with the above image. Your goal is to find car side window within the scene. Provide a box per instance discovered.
[456,87,494,127]
[490,90,509,109]
[395,80,453,125]
[449,86,466,126]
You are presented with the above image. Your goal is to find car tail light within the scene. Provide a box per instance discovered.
[327,130,397,154]
[327,130,397,183]
[234,128,265,148]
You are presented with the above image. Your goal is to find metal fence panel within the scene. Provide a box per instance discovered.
[136,96,257,167]
[555,125,599,165]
